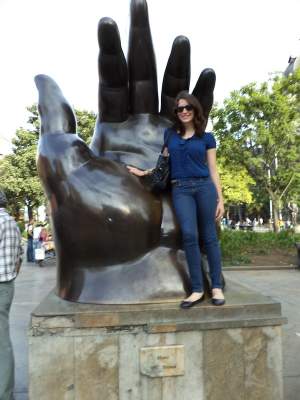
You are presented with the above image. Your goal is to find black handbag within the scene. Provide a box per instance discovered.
[144,131,172,193]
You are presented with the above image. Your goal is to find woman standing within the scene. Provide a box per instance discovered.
[127,91,225,308]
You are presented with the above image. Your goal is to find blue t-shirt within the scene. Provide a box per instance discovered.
[164,128,216,179]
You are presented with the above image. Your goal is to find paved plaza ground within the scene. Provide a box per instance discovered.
[11,258,300,400]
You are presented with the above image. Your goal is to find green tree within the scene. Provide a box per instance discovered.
[0,105,96,220]
[218,157,254,213]
[76,109,97,144]
[212,70,300,231]
[0,127,43,219]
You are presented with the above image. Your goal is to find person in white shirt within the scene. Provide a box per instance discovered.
[0,190,23,400]
[32,225,42,262]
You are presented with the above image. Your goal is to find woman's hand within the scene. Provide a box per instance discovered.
[162,147,169,157]
[126,165,148,177]
[215,200,225,221]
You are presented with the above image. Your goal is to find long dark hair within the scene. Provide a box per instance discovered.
[173,91,207,137]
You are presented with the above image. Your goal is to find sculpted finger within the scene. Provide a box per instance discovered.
[98,17,129,122]
[192,68,216,119]
[34,74,76,134]
[128,0,158,114]
[35,75,95,201]
[160,36,191,120]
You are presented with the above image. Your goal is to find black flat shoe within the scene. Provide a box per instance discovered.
[180,295,205,309]
[211,298,225,306]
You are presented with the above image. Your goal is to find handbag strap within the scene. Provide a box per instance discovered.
[161,129,172,153]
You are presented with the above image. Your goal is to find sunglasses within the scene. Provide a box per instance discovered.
[175,104,194,114]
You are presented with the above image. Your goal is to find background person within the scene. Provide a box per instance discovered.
[39,226,48,244]
[128,91,225,307]
[0,190,23,400]
[32,223,42,263]
[26,219,34,262]
[35,226,48,267]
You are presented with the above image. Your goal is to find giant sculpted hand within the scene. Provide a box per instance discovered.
[35,0,216,304]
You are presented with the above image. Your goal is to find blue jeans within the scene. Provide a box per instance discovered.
[172,177,222,292]
[0,280,15,400]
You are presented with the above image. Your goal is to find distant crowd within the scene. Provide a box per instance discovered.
[221,217,295,231]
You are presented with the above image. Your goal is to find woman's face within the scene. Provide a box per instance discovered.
[176,98,195,125]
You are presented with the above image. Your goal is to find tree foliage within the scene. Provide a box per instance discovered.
[0,127,43,218]
[76,109,97,144]
[218,157,254,206]
[212,70,300,230]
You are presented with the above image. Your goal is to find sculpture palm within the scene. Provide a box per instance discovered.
[35,0,217,304]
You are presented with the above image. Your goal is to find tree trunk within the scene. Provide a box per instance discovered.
[272,201,280,233]
[267,189,280,233]
[238,205,243,222]
[27,205,33,221]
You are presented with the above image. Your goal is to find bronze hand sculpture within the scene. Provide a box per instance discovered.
[35,0,217,304]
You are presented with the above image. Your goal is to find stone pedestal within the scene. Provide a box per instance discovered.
[28,280,286,400]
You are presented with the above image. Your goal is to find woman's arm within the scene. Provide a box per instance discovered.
[207,148,224,220]
[126,166,153,177]
[126,145,168,177]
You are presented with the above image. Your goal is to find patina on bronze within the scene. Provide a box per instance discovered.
[35,0,221,304]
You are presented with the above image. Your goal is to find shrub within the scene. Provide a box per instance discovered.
[220,230,300,265]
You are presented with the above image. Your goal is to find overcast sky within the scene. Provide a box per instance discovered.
[0,0,299,154]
